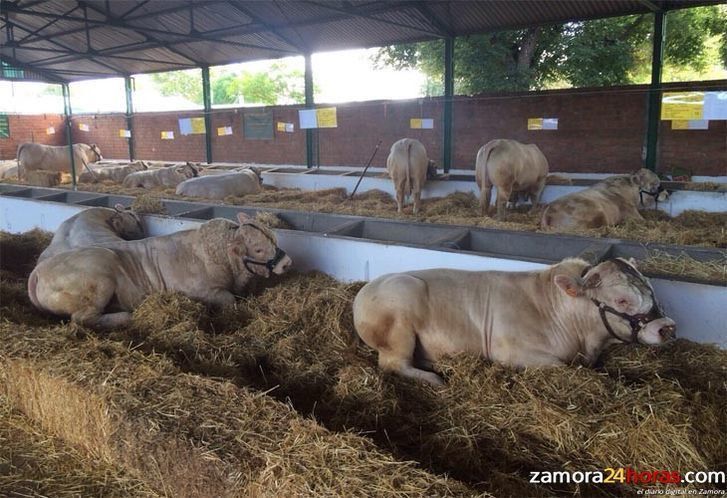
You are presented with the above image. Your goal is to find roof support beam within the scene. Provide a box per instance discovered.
[124,75,134,161]
[225,2,305,52]
[442,37,454,173]
[201,66,213,164]
[645,10,666,171]
[19,45,196,68]
[304,53,314,169]
[16,4,79,43]
[62,83,78,190]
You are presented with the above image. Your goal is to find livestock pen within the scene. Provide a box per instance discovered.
[2,1,727,497]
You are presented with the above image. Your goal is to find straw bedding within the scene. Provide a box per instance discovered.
[54,180,727,248]
[1,230,725,497]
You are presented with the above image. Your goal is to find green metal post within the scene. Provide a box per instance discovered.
[62,83,77,190]
[443,37,454,173]
[201,66,213,164]
[124,75,134,161]
[645,10,666,171]
[304,53,314,168]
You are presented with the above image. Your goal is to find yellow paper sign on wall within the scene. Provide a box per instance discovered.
[119,129,131,138]
[276,122,286,132]
[661,92,704,120]
[161,131,174,140]
[527,118,543,130]
[217,126,233,136]
[191,117,206,134]
[78,123,90,132]
[671,120,689,130]
[316,107,337,128]
[410,118,423,129]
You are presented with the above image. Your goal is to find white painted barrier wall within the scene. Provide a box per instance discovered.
[1,196,724,347]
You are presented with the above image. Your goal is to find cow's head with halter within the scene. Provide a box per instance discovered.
[555,257,676,345]
[109,203,145,241]
[88,144,103,162]
[226,212,291,283]
[631,168,665,208]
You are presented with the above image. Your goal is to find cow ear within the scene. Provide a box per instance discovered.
[583,271,601,289]
[554,275,583,298]
[236,212,251,224]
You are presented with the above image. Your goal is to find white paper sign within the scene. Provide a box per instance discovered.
[298,109,318,129]
[704,91,727,120]
[119,129,131,138]
[542,118,559,130]
[78,123,90,132]
[46,126,55,135]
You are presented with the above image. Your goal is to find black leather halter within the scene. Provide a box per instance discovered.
[236,222,287,275]
[586,259,664,344]
[639,185,664,208]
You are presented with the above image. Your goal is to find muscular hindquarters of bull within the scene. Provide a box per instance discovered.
[37,207,143,262]
[386,139,429,214]
[354,260,633,385]
[475,140,548,218]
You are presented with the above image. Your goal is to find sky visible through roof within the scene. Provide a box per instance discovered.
[0,48,427,114]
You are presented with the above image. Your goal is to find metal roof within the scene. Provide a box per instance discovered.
[1,0,724,82]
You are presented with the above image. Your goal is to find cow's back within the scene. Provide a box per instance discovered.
[176,170,260,199]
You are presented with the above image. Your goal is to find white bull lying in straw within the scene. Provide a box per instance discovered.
[38,205,145,263]
[17,143,103,179]
[123,162,200,188]
[79,161,148,183]
[353,257,675,385]
[175,168,262,199]
[28,213,292,329]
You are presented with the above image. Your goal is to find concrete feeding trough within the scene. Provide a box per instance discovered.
[0,186,724,347]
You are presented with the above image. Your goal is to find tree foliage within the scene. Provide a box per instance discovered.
[150,64,304,106]
[374,6,727,94]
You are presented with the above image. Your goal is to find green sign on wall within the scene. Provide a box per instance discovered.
[242,111,273,140]
[0,114,9,138]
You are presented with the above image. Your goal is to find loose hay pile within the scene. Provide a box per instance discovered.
[61,180,727,248]
[1,230,724,497]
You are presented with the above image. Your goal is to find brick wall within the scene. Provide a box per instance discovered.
[70,114,129,160]
[9,80,726,175]
[0,114,65,160]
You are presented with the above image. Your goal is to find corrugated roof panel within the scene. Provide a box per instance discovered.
[3,0,723,81]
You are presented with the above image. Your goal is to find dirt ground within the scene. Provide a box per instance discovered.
[1,230,725,497]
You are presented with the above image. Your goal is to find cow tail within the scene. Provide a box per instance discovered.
[405,141,413,197]
[27,269,43,311]
[481,141,498,188]
[16,143,27,177]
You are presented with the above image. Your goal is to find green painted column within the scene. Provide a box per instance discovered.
[124,76,134,161]
[645,10,666,171]
[304,53,314,168]
[61,83,77,190]
[201,66,213,164]
[443,37,454,173]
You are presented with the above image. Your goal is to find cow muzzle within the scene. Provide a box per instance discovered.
[243,247,291,276]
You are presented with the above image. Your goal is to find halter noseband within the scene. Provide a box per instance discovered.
[585,259,664,344]
[639,185,664,208]
[233,222,287,275]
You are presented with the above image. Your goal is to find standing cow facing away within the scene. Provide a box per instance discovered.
[28,213,292,330]
[38,205,145,263]
[123,162,199,188]
[175,168,262,199]
[353,257,675,386]
[541,168,662,230]
[475,139,548,219]
[386,138,437,215]
[18,143,102,180]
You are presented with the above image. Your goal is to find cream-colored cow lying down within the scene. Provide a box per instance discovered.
[353,257,675,385]
[175,168,262,199]
[123,162,199,188]
[541,168,663,230]
[475,139,549,219]
[28,213,292,329]
[386,138,437,215]
[79,161,148,183]
[38,205,144,263]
